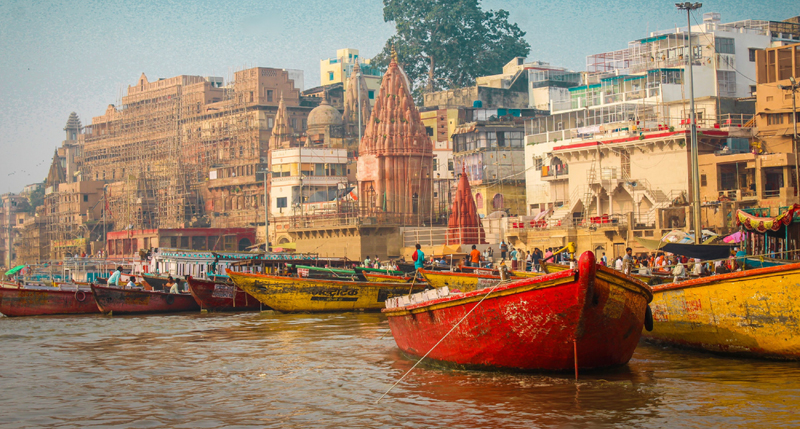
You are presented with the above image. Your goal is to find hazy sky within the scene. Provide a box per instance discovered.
[0,0,793,193]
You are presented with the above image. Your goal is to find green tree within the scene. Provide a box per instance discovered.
[25,183,45,213]
[373,0,530,100]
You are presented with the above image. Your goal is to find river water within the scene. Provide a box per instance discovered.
[0,311,798,428]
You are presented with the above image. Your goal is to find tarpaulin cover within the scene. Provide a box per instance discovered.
[660,243,733,260]
[4,265,25,276]
[736,204,800,232]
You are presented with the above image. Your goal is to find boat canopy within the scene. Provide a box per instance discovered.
[737,204,800,232]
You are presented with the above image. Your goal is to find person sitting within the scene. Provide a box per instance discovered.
[125,277,136,289]
[166,276,176,293]
[169,277,181,294]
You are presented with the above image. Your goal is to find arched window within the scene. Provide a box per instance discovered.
[492,193,504,209]
[475,193,483,209]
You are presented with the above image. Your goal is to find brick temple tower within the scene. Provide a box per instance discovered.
[357,48,433,225]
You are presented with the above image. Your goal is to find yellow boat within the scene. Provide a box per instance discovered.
[226,270,426,313]
[542,261,663,285]
[362,272,420,283]
[643,262,800,360]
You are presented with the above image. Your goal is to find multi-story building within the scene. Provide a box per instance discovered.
[697,42,800,209]
[320,48,382,106]
[452,119,527,217]
[519,13,791,257]
[0,194,30,268]
[268,96,349,246]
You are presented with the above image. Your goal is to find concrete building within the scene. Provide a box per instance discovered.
[320,48,382,106]
[696,42,800,209]
[268,96,349,246]
[0,194,30,268]
[517,13,786,257]
[452,119,528,217]
[106,227,256,260]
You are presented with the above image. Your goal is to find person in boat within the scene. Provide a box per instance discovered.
[672,260,687,282]
[525,251,532,271]
[601,252,608,266]
[500,241,508,260]
[412,244,425,271]
[469,245,481,268]
[734,247,747,270]
[364,255,371,268]
[125,277,136,289]
[614,257,623,271]
[638,260,651,275]
[165,276,176,292]
[107,266,123,287]
[169,277,181,294]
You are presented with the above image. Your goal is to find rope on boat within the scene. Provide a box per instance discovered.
[376,278,516,404]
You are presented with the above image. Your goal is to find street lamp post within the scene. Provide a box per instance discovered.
[779,76,800,198]
[261,168,269,251]
[676,1,703,244]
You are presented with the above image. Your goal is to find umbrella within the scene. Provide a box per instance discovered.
[723,231,746,243]
[4,265,25,276]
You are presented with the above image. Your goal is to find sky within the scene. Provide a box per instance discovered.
[0,0,794,193]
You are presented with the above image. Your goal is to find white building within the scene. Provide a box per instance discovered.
[523,12,773,227]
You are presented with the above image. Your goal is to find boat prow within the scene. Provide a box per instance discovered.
[0,283,100,317]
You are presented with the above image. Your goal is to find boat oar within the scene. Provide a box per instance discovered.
[407,269,419,296]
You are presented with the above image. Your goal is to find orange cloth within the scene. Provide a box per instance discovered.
[470,249,481,263]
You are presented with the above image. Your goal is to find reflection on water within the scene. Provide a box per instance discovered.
[0,311,798,428]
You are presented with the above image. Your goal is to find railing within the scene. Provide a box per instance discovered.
[741,207,771,217]
[763,189,781,199]
[541,164,568,178]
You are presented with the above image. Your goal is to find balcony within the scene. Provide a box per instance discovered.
[541,164,568,181]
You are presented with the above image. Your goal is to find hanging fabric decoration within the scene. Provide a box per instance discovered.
[737,204,800,232]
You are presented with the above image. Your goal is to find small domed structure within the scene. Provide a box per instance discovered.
[307,99,343,128]
[306,98,344,147]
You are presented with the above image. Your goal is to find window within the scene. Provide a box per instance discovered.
[717,71,736,97]
[447,159,454,171]
[767,96,774,102]
[767,114,785,125]
[249,91,254,102]
[267,90,273,102]
[277,197,288,208]
[535,157,543,171]
[750,85,756,95]
[368,90,375,100]
[715,37,735,55]
[433,158,439,171]
[475,193,483,209]
[700,174,707,187]
[425,126,434,136]
[268,117,274,129]
[291,118,297,129]
[748,48,757,62]
[83,195,88,202]
[492,194,504,209]
[329,72,334,81]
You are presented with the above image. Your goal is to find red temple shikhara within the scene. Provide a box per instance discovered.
[447,166,487,245]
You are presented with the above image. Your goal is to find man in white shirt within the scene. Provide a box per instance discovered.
[170,277,181,294]
[126,277,136,289]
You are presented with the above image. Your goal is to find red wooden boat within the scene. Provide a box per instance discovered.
[91,284,200,315]
[0,284,100,317]
[383,251,653,371]
[186,276,262,312]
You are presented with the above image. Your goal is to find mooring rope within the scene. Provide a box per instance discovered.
[376,277,516,404]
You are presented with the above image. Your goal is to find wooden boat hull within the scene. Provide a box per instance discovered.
[91,284,200,314]
[0,286,100,317]
[141,274,171,291]
[363,273,419,283]
[187,276,262,312]
[227,271,427,313]
[643,263,800,360]
[385,252,653,371]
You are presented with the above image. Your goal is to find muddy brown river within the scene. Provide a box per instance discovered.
[0,311,797,428]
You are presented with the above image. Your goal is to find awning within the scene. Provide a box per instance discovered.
[737,204,800,232]
[660,243,733,260]
[4,265,25,276]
